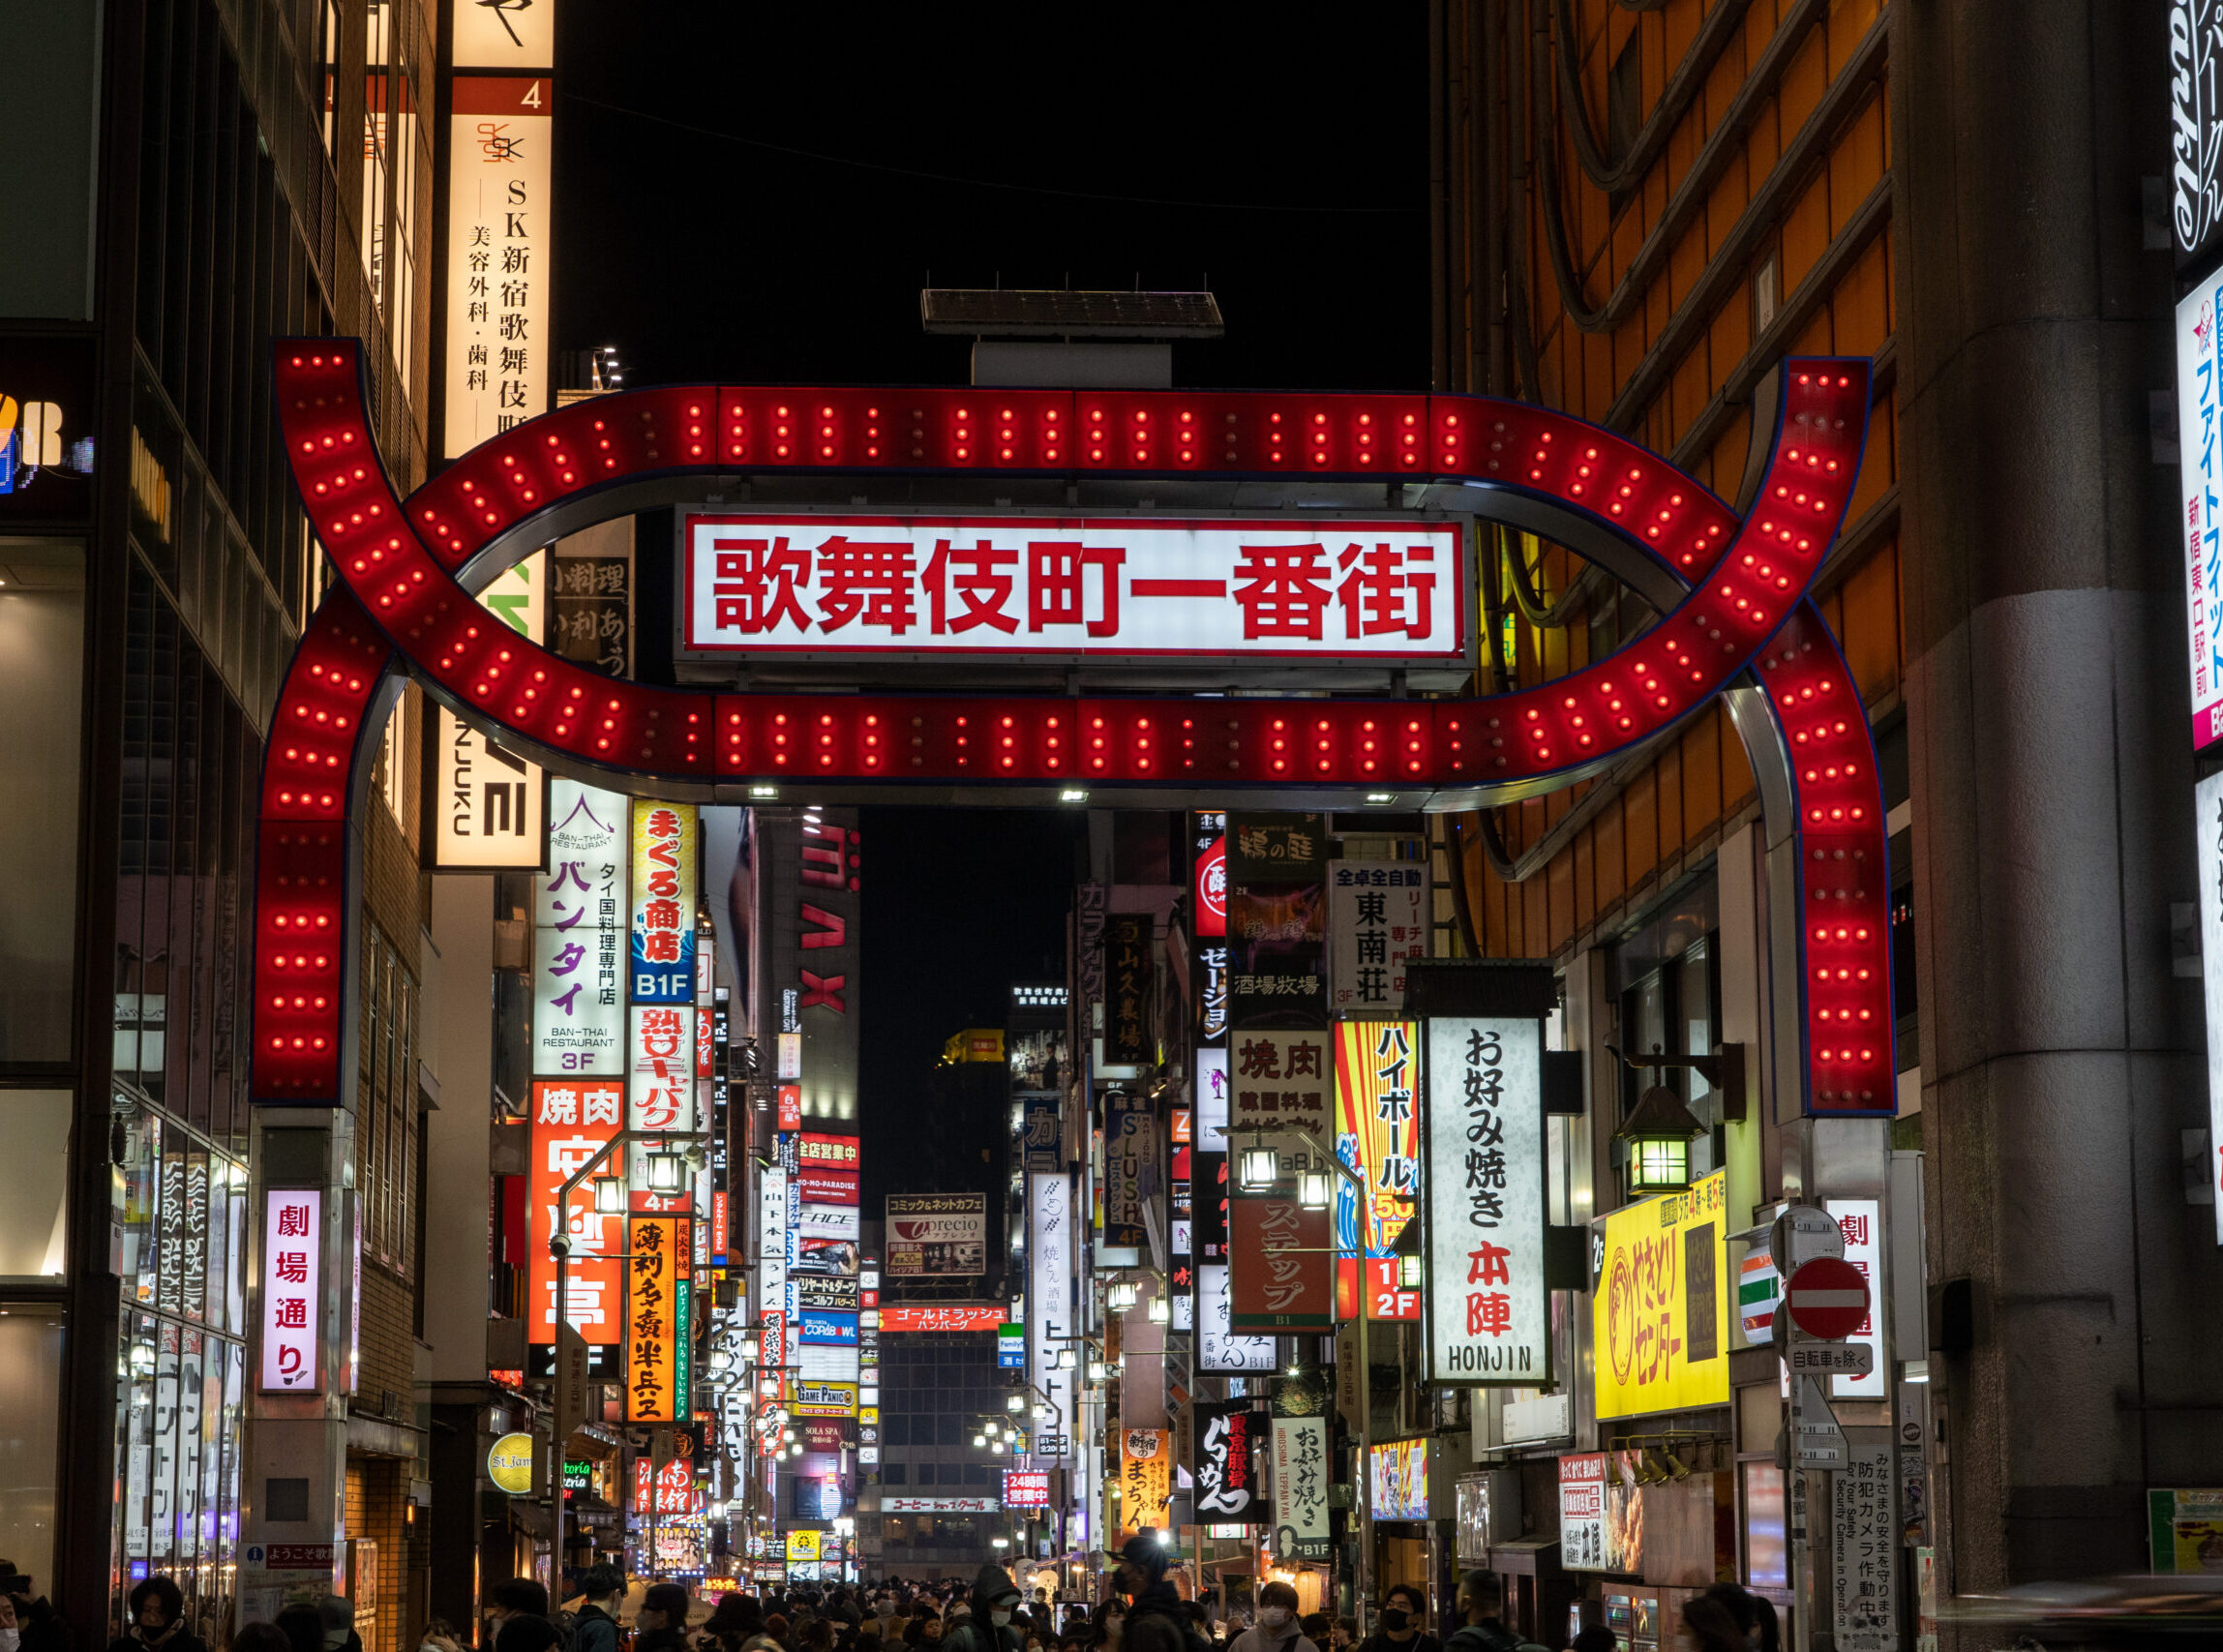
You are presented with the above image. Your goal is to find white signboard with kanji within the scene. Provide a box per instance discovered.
[680,514,1466,668]
[1423,1018,1547,1383]
[259,1188,322,1392]
[532,779,626,1074]
[1329,863,1428,1014]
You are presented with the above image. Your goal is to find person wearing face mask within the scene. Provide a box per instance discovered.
[0,1569,67,1652]
[1356,1586,1438,1652]
[107,1577,210,1652]
[1224,1584,1314,1652]
[944,1567,1022,1652]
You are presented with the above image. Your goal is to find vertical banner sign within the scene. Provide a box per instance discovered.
[1592,1172,1732,1418]
[1228,1188,1334,1330]
[1823,1198,1885,1398]
[1424,1018,1547,1382]
[1027,1174,1075,1465]
[533,779,626,1074]
[428,555,549,869]
[1334,1021,1423,1320]
[1194,1401,1264,1525]
[625,1216,690,1423]
[1192,811,1229,1046]
[1102,915,1153,1066]
[1197,1261,1276,1374]
[1227,813,1328,1029]
[759,1165,789,1408]
[1101,1092,1156,1250]
[442,75,551,457]
[529,1079,624,1345]
[1118,1428,1173,1543]
[1830,1444,1898,1652]
[258,1188,322,1392]
[2180,275,2223,752]
[2198,772,2223,1229]
[1230,1031,1333,1175]
[1329,862,1428,1014]
[630,800,698,1002]
[452,0,556,68]
[1270,1417,1331,1561]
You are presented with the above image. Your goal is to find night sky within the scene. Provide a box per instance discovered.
[551,9,1432,1184]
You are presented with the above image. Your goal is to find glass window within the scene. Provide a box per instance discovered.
[0,1302,64,1593]
[0,539,85,1064]
[0,1090,69,1277]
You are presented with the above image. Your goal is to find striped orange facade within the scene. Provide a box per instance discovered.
[1432,0,1900,958]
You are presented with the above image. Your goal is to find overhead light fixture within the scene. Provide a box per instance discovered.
[974,1434,987,1450]
[1365,793,1396,804]
[738,1334,760,1363]
[990,1439,1005,1456]
[1060,790,1088,803]
[1397,1253,1423,1290]
[1298,1170,1332,1210]
[749,785,778,799]
[1147,1293,1169,1325]
[1240,1145,1278,1189]
[1107,1278,1140,1312]
[645,1148,687,1194]
[1088,1358,1108,1383]
[1057,1348,1076,1371]
[591,1176,624,1216]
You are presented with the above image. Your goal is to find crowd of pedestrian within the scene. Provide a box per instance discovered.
[0,1543,1784,1652]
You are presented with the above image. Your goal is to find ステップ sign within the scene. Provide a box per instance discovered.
[681,514,1464,664]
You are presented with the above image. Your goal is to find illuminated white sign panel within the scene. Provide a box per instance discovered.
[2199,773,2223,1234]
[443,76,551,457]
[680,514,1466,666]
[1197,1261,1275,1374]
[533,780,626,1074]
[2180,280,2223,751]
[1027,1173,1075,1464]
[1423,1017,1547,1383]
[259,1188,322,1392]
[1823,1198,1885,1399]
[454,0,556,68]
[430,554,548,869]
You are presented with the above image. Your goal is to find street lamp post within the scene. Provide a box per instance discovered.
[547,1126,709,1593]
[1288,1128,1372,1633]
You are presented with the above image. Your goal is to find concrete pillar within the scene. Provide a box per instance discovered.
[1892,0,2223,1592]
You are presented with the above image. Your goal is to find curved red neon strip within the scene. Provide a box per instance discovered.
[256,343,1891,1114]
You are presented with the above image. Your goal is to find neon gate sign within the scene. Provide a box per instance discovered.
[255,341,1892,1121]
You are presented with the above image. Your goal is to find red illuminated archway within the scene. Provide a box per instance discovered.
[256,342,1891,1118]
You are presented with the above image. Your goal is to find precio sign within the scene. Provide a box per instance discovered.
[679,512,1466,671]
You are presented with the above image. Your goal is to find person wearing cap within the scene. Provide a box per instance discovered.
[1109,1536,1206,1652]
[944,1567,1021,1652]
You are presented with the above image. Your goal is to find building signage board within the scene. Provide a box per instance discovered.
[2149,1487,2223,1570]
[796,1277,860,1311]
[1270,1416,1331,1560]
[678,514,1465,667]
[1423,1017,1547,1383]
[790,1379,859,1418]
[1230,1031,1333,1175]
[626,1006,695,1205]
[1102,915,1154,1066]
[1830,1444,1898,1652]
[1197,1261,1276,1374]
[1027,1174,1076,1464]
[453,0,556,68]
[528,1079,623,1345]
[2180,279,2223,752]
[1368,1437,1429,1522]
[1592,1171,1732,1418]
[886,1192,987,1277]
[1003,1469,1051,1509]
[258,1188,322,1392]
[629,800,697,1002]
[1228,1189,1334,1330]
[623,1216,690,1423]
[1021,1096,1062,1173]
[1119,1428,1174,1542]
[1102,1092,1156,1248]
[881,1496,998,1513]
[1334,1021,1422,1321]
[532,780,626,1074]
[1227,885,1327,1029]
[1328,863,1427,1014]
[443,76,551,457]
[2198,772,2223,1228]
[2174,2,2223,267]
[1193,1401,1264,1525]
[876,1304,1007,1333]
[1821,1199,1885,1398]
[797,1204,859,1241]
[1558,1453,1628,1571]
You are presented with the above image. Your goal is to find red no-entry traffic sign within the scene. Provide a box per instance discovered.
[1785,1256,1870,1341]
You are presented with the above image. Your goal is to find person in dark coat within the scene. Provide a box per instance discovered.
[636,1584,694,1652]
[942,1568,1020,1652]
[1441,1576,1520,1652]
[107,1578,209,1652]
[1109,1536,1205,1652]
[572,1567,626,1652]
[1355,1586,1438,1652]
